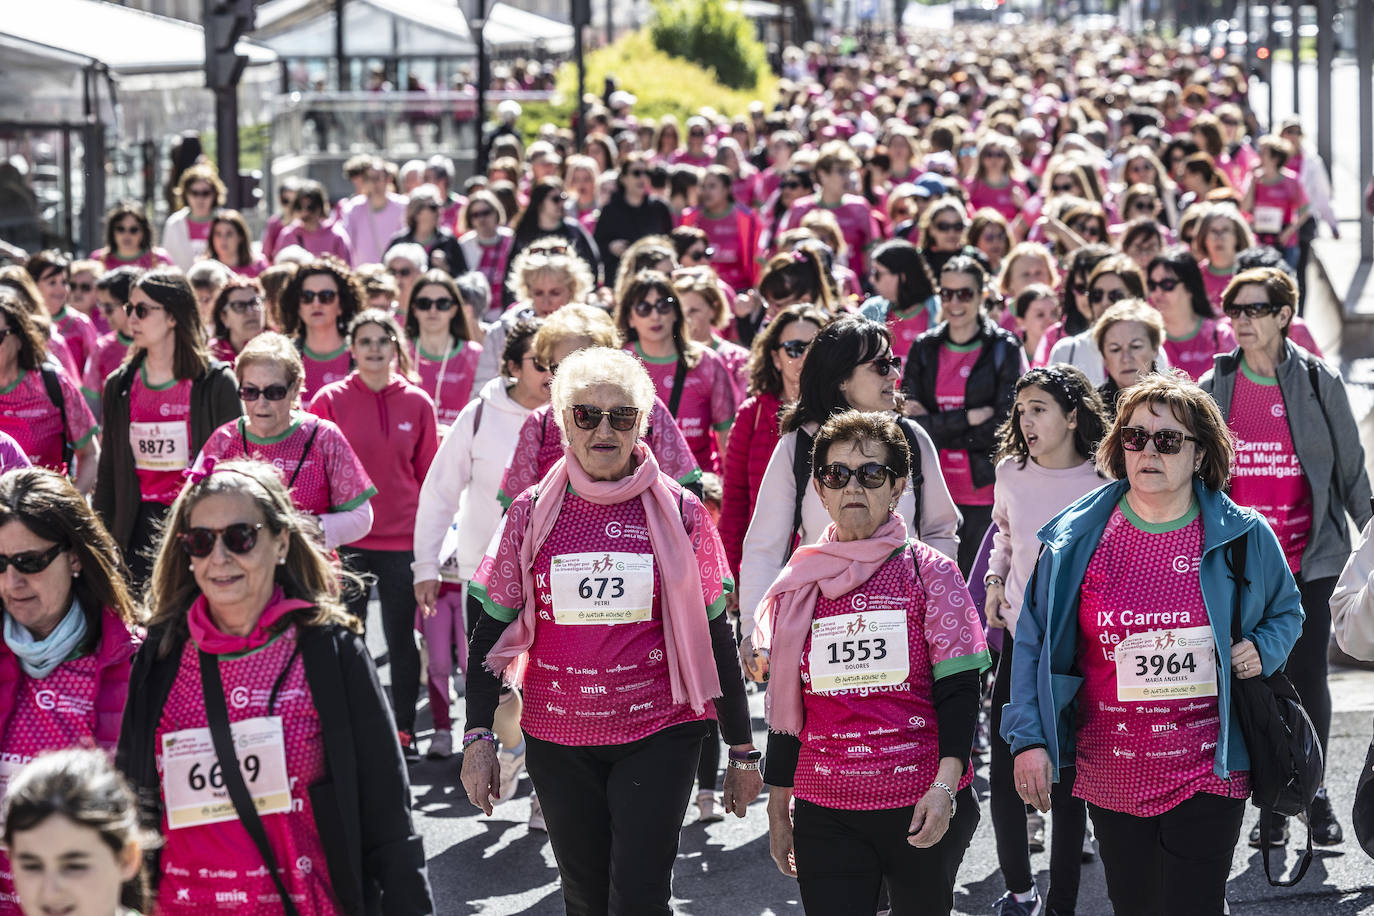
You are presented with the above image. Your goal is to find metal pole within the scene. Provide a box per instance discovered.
[1242,0,1251,72]
[474,0,489,173]
[1290,1,1301,115]
[335,0,348,90]
[1358,0,1373,261]
[574,20,586,149]
[1315,0,1332,179]
[1262,2,1273,129]
[606,0,614,45]
[217,87,242,209]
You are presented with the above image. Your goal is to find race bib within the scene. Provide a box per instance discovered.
[1114,626,1218,701]
[550,552,654,625]
[0,757,25,830]
[807,608,910,694]
[1253,205,1284,235]
[160,716,292,830]
[130,420,189,472]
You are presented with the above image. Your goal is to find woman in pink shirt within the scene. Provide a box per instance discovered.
[673,267,750,397]
[92,202,174,273]
[274,181,353,267]
[403,270,482,431]
[205,210,269,278]
[1146,249,1235,382]
[1194,203,1254,311]
[962,135,1029,223]
[279,260,361,402]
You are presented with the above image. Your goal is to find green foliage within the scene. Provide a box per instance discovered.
[517,32,777,146]
[649,0,769,91]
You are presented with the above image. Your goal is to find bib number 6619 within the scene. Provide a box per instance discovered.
[187,755,261,791]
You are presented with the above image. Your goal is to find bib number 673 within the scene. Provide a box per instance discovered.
[577,576,625,600]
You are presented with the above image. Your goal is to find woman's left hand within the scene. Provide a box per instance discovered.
[722,763,764,817]
[907,785,953,848]
[1231,638,1262,679]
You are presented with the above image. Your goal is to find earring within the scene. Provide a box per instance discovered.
[277,556,287,566]
[188,563,195,571]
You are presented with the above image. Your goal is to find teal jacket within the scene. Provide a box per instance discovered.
[1000,477,1305,781]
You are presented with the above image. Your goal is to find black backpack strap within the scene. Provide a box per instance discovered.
[198,651,302,916]
[1226,531,1248,646]
[1306,357,1343,509]
[39,365,72,473]
[667,357,689,418]
[896,417,925,539]
[287,422,322,490]
[786,429,814,561]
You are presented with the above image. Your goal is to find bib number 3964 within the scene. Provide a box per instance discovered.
[808,608,909,693]
[1114,626,1218,701]
[160,716,291,830]
[550,552,654,624]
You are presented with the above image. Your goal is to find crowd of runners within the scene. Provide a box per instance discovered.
[0,19,1372,916]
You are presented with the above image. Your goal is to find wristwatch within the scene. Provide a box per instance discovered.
[727,748,763,771]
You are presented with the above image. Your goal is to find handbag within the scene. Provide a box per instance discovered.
[1225,532,1324,887]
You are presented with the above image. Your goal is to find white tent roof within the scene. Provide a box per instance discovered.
[0,0,276,75]
[485,3,574,53]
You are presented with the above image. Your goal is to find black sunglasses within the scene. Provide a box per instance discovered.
[865,355,902,377]
[1222,302,1282,320]
[390,266,415,278]
[779,180,805,190]
[413,296,456,312]
[1147,277,1180,293]
[817,462,897,490]
[774,339,810,359]
[179,523,264,558]
[932,221,965,233]
[123,302,163,319]
[0,542,67,575]
[626,169,648,178]
[571,404,640,431]
[685,247,715,261]
[1088,287,1128,306]
[70,282,94,293]
[239,384,290,402]
[632,297,677,317]
[1120,426,1197,455]
[1051,181,1078,193]
[300,289,338,305]
[939,287,977,303]
[467,208,496,219]
[225,296,263,314]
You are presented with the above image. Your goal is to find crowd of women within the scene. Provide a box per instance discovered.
[0,19,1371,916]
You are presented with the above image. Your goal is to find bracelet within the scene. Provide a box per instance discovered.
[727,747,759,762]
[983,575,1004,587]
[461,730,496,750]
[727,758,761,771]
[931,781,957,817]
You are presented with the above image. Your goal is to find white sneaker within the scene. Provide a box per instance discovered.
[427,730,452,759]
[697,790,724,823]
[497,745,526,803]
[528,793,546,832]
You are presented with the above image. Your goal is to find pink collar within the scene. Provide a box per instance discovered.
[188,587,315,655]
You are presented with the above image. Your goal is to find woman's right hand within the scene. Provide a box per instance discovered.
[460,736,502,815]
[739,634,770,682]
[767,789,797,877]
[414,579,440,618]
[1013,747,1054,813]
[985,582,1009,628]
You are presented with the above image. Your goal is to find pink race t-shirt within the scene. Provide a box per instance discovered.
[84,332,132,395]
[300,345,352,403]
[153,629,339,914]
[199,416,377,517]
[1163,317,1237,383]
[963,178,1027,221]
[709,337,750,400]
[473,487,729,746]
[129,369,192,505]
[630,346,738,475]
[1248,172,1307,246]
[888,305,933,362]
[795,543,989,811]
[0,368,97,471]
[1073,501,1248,816]
[1226,363,1312,573]
[53,308,99,381]
[684,206,758,292]
[1200,261,1237,311]
[934,343,993,506]
[410,340,481,428]
[783,195,880,273]
[0,656,101,914]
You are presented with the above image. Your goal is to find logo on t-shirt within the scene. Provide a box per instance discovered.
[851,593,869,611]
[230,685,251,709]
[605,521,622,538]
[1271,402,1286,419]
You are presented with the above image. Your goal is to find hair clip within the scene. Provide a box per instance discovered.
[184,454,218,484]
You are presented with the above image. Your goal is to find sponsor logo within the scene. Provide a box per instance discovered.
[398,421,414,432]
[893,763,921,774]
[1181,701,1210,713]
[606,663,639,674]
[199,868,239,880]
[160,402,179,418]
[535,658,559,671]
[835,731,861,740]
[1202,740,1217,751]
[539,610,552,620]
[1116,722,1128,733]
[908,715,926,728]
[648,648,664,664]
[165,864,192,878]
[813,764,832,776]
[851,593,869,611]
[629,701,654,712]
[295,857,313,875]
[230,685,251,709]
[580,685,607,695]
[1271,402,1285,419]
[564,666,598,675]
[615,679,655,693]
[1098,702,1127,713]
[1111,747,1137,759]
[545,703,567,715]
[845,744,874,754]
[1140,706,1170,714]
[574,709,615,718]
[549,680,562,692]
[33,690,55,711]
[1151,722,1178,734]
[176,889,192,902]
[605,521,623,538]
[869,726,898,736]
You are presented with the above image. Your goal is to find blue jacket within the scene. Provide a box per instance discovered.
[1000,477,1305,781]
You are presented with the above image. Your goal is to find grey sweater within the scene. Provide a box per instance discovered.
[1200,341,1373,580]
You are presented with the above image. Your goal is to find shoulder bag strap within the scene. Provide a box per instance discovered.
[1227,531,1248,646]
[786,430,814,562]
[198,651,302,916]
[667,357,689,418]
[1306,357,1343,508]
[40,365,72,473]
[897,418,925,539]
[287,422,323,490]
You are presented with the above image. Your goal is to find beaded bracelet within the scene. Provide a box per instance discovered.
[461,730,496,750]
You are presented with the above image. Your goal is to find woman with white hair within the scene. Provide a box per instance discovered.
[457,189,515,308]
[385,184,469,278]
[461,347,759,915]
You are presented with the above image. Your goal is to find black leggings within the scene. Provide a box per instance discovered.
[792,788,979,916]
[525,721,708,916]
[989,634,1087,913]
[1287,574,1337,760]
[697,719,720,793]
[955,503,995,579]
[1090,792,1245,916]
[340,547,420,734]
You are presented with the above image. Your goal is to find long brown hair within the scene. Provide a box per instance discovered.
[613,270,701,369]
[128,269,210,380]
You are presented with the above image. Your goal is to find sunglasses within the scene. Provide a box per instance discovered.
[123,302,163,319]
[1051,182,1078,193]
[300,289,338,305]
[865,355,902,377]
[114,224,142,235]
[626,169,648,178]
[1120,426,1197,455]
[933,221,964,233]
[523,355,555,373]
[632,297,677,317]
[390,266,414,278]
[531,244,569,256]
[239,384,290,402]
[70,282,94,293]
[571,404,640,431]
[774,339,810,359]
[685,247,715,261]
[186,187,215,199]
[817,462,897,489]
[779,180,805,190]
[1088,287,1128,306]
[1222,302,1282,320]
[939,287,977,303]
[179,523,264,558]
[1132,201,1157,212]
[413,296,456,311]
[467,208,496,219]
[0,542,67,575]
[225,296,263,314]
[1147,277,1180,293]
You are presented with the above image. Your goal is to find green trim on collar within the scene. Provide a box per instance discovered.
[1118,494,1199,533]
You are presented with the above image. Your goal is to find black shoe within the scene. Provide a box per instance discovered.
[1304,791,1344,846]
[1249,815,1289,848]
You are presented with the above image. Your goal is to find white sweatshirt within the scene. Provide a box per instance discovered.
[737,423,961,638]
[412,376,536,583]
[1332,517,1374,661]
[1047,328,1171,387]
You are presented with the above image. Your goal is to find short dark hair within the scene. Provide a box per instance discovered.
[812,410,911,481]
[501,317,543,377]
[746,303,830,398]
[871,240,936,311]
[97,266,142,304]
[996,364,1109,467]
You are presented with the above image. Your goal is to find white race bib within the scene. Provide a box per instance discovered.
[1114,626,1218,701]
[160,716,292,830]
[550,552,654,625]
[807,608,910,694]
[129,420,189,472]
[1253,205,1284,235]
[0,757,25,830]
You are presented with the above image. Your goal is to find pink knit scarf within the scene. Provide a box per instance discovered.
[486,442,721,713]
[755,515,909,735]
[187,587,315,655]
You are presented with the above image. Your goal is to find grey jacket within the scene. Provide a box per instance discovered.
[1199,340,1373,580]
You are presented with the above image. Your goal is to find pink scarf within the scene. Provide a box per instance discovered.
[486,442,721,713]
[755,515,908,736]
[188,587,315,655]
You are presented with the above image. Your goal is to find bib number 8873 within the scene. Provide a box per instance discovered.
[826,638,888,665]
[577,576,625,600]
[187,755,261,791]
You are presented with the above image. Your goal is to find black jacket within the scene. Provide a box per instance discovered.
[93,353,241,551]
[593,194,673,284]
[116,621,434,916]
[385,227,468,278]
[902,316,1022,491]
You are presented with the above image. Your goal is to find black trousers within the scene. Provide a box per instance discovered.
[1288,574,1337,758]
[989,634,1086,912]
[792,787,979,916]
[525,721,708,916]
[955,503,995,579]
[127,500,170,593]
[1090,792,1245,916]
[340,546,420,734]
[697,719,721,793]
